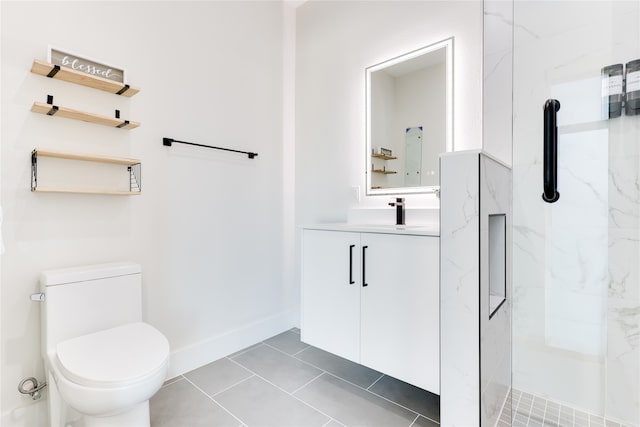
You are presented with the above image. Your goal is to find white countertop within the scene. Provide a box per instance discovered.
[301,223,440,237]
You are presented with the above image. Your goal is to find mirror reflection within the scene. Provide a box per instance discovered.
[366,38,452,195]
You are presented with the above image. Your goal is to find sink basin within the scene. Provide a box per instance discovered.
[361,224,433,230]
[351,224,440,235]
[301,223,440,236]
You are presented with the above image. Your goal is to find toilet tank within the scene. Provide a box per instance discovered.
[40,262,142,356]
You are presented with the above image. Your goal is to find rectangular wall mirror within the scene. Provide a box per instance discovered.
[366,37,453,196]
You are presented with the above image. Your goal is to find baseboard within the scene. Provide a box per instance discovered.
[166,309,296,379]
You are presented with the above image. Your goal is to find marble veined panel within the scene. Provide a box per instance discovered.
[608,228,640,301]
[608,154,640,230]
[546,128,609,356]
[440,152,480,427]
[606,296,640,425]
[441,151,513,427]
[479,154,512,427]
[483,0,513,166]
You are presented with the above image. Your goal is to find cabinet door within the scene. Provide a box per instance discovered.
[301,229,361,363]
[360,233,440,393]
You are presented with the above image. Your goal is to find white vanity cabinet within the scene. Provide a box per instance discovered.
[301,230,361,362]
[301,226,440,394]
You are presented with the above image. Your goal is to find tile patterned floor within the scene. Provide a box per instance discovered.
[499,389,634,427]
[150,328,440,427]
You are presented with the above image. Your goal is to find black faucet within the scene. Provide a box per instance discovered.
[388,197,405,226]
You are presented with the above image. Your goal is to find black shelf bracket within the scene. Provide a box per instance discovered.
[46,65,60,78]
[46,95,58,116]
[162,137,258,159]
[115,84,131,96]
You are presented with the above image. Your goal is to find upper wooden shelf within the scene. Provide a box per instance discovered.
[372,154,397,160]
[31,59,140,97]
[31,101,140,130]
[33,148,140,166]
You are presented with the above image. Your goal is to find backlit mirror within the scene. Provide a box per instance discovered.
[366,38,453,195]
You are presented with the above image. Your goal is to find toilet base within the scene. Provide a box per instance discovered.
[78,401,149,427]
[46,369,154,427]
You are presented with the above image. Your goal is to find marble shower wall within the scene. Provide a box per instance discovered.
[512,1,640,424]
[441,151,512,426]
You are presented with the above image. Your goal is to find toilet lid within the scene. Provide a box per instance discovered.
[56,322,169,387]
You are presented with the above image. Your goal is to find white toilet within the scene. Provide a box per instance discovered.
[39,262,169,427]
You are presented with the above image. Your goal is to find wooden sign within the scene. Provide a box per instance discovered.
[48,47,124,83]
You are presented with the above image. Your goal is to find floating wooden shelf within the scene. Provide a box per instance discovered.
[32,188,141,196]
[31,59,140,97]
[34,148,140,165]
[31,101,140,130]
[372,169,397,174]
[372,154,397,160]
[31,148,141,196]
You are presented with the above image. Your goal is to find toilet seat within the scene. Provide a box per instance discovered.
[55,322,169,388]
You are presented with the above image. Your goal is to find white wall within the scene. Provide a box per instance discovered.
[1,1,292,422]
[295,0,483,224]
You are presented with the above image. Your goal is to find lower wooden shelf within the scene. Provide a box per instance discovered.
[32,188,141,196]
[31,148,142,196]
[31,102,140,130]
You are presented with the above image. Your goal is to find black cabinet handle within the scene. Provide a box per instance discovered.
[362,246,368,287]
[542,99,561,203]
[349,244,355,284]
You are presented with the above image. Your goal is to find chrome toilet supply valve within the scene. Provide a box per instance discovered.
[18,377,47,400]
[30,293,45,302]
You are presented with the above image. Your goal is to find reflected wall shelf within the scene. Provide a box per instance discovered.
[31,100,140,130]
[372,154,397,160]
[31,59,140,97]
[372,169,397,174]
[31,148,141,196]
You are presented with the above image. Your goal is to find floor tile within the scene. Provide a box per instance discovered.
[264,330,310,355]
[215,375,329,427]
[294,373,418,427]
[228,342,262,358]
[412,415,439,427]
[296,346,382,389]
[231,343,322,392]
[290,327,301,334]
[150,378,240,427]
[184,357,253,396]
[162,376,183,387]
[368,374,439,421]
[324,420,345,427]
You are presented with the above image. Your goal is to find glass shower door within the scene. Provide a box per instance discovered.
[512,1,640,426]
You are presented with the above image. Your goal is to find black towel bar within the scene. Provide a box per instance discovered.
[163,137,258,159]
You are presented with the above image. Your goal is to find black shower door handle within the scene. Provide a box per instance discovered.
[542,99,561,203]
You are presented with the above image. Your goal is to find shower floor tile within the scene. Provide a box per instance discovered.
[500,389,634,427]
[151,330,440,427]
